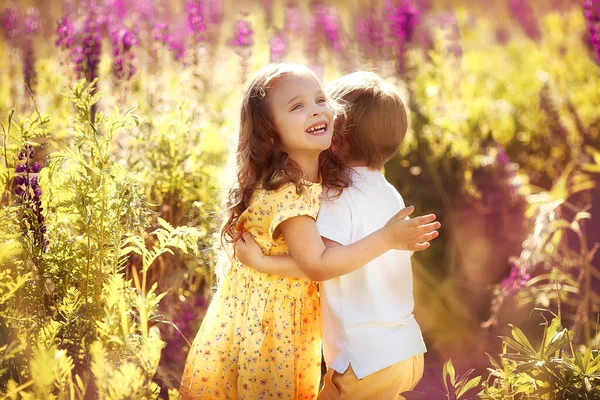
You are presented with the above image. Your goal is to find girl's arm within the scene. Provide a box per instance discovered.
[236,236,342,279]
[237,206,439,281]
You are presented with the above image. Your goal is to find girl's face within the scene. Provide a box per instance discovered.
[268,73,334,158]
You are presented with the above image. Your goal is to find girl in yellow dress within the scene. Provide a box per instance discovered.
[180,63,413,399]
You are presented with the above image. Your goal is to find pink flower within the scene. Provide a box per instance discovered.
[499,264,531,295]
[270,33,286,62]
[229,19,253,48]
[506,0,541,41]
[584,0,600,64]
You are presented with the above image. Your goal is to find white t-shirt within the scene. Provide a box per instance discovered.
[316,166,427,379]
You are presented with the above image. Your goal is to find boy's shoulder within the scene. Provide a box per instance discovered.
[322,177,404,211]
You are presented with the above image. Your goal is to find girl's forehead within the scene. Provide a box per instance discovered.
[270,72,323,94]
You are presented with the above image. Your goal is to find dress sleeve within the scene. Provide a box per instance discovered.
[268,183,322,241]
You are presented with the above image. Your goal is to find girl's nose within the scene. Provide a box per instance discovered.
[311,109,323,117]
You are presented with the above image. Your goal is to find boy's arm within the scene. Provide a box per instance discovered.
[235,234,341,280]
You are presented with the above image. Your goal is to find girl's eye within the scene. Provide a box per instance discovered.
[291,104,303,111]
[317,98,326,104]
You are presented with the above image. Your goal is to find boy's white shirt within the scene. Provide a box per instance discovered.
[316,166,427,379]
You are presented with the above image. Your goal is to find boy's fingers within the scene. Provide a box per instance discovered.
[410,242,430,251]
[411,214,437,226]
[395,205,415,220]
[416,222,441,235]
[416,231,439,242]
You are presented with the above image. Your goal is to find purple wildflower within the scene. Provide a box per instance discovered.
[151,21,187,61]
[187,0,205,41]
[24,7,40,35]
[309,3,342,53]
[111,28,137,80]
[355,6,384,59]
[584,0,600,64]
[110,0,128,21]
[499,264,531,295]
[72,15,102,83]
[228,19,253,83]
[269,33,287,62]
[284,6,303,35]
[2,3,21,46]
[167,22,187,60]
[387,0,420,74]
[506,0,541,41]
[55,17,75,50]
[387,0,420,48]
[497,146,509,165]
[134,0,156,21]
[152,21,169,43]
[14,144,48,253]
[439,12,462,58]
[321,7,342,52]
[229,19,253,48]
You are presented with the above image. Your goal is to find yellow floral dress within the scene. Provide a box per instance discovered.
[180,182,322,400]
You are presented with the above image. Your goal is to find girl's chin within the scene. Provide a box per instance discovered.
[315,138,333,151]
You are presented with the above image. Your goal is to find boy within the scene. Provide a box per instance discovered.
[236,71,436,399]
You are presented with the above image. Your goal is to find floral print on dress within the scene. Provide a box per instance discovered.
[180,182,322,399]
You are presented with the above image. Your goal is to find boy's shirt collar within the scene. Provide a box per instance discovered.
[350,166,384,181]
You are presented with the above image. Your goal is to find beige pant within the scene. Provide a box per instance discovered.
[317,354,424,400]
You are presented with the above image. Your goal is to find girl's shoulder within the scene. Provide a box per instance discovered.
[258,181,322,204]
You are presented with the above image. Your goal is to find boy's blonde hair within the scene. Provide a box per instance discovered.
[327,72,408,169]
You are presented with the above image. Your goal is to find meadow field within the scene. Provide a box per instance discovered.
[1,0,600,398]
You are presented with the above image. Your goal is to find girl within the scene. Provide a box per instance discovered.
[180,63,421,399]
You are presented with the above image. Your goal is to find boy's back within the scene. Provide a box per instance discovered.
[317,166,427,380]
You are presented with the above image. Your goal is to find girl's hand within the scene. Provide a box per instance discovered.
[234,232,266,270]
[381,206,440,251]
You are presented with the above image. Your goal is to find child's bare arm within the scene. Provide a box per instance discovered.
[235,235,341,279]
[236,207,439,281]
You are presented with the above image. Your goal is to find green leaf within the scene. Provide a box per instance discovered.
[582,164,600,173]
[509,325,537,354]
[443,359,456,387]
[501,335,535,356]
[157,217,174,233]
[456,376,482,398]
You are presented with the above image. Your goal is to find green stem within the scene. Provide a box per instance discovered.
[2,110,13,170]
[85,229,91,305]
[98,175,105,278]
[112,203,123,275]
[579,229,591,347]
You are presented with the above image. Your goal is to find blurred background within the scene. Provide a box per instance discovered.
[1,0,600,398]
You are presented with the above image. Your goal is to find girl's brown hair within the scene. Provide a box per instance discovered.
[326,71,408,170]
[220,63,350,262]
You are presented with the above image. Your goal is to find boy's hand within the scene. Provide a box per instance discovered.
[381,206,440,251]
[234,232,266,270]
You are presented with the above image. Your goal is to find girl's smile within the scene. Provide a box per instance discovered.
[305,121,329,136]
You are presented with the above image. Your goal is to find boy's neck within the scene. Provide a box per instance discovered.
[348,161,379,171]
